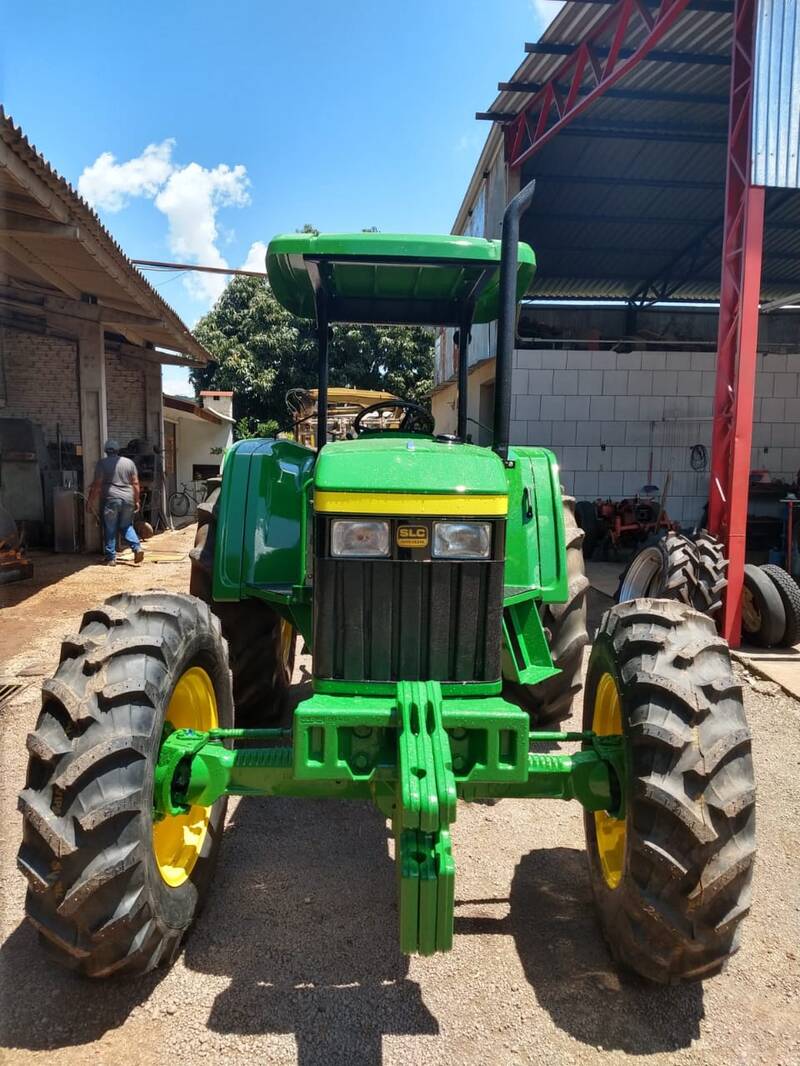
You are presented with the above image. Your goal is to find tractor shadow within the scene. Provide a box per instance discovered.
[182,795,438,1066]
[0,920,163,1050]
[455,845,705,1054]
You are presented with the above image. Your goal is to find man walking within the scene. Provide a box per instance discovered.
[87,440,144,566]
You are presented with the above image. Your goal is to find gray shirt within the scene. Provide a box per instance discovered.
[94,455,138,504]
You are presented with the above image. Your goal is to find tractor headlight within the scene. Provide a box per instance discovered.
[432,521,491,559]
[331,519,390,557]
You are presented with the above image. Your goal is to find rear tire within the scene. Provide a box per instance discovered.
[742,563,786,648]
[575,500,600,559]
[512,497,589,726]
[17,592,233,977]
[190,485,294,725]
[584,598,756,983]
[759,564,800,647]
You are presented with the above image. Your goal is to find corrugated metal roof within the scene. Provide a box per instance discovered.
[0,107,210,362]
[753,0,800,188]
[466,0,800,304]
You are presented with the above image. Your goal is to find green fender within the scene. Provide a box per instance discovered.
[500,446,568,687]
[212,438,315,639]
[503,446,568,603]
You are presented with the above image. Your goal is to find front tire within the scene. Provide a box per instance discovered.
[583,598,756,983]
[17,592,233,977]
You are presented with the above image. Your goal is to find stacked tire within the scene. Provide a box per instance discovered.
[616,530,727,620]
[741,564,800,649]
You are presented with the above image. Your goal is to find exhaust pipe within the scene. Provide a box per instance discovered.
[492,179,536,463]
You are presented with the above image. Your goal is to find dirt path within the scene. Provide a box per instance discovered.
[1,538,798,1066]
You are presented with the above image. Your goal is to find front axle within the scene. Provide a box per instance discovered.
[154,683,626,955]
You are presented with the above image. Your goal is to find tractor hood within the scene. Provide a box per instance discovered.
[313,437,508,511]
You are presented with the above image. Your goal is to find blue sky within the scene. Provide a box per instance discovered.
[3,1,559,391]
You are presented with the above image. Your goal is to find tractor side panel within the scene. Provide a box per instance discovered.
[503,446,568,603]
[213,438,315,601]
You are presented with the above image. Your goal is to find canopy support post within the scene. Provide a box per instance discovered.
[708,0,764,647]
[306,259,331,450]
[456,314,471,440]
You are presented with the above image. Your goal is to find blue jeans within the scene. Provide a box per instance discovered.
[102,498,141,560]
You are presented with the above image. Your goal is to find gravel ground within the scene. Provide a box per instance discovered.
[1,532,798,1066]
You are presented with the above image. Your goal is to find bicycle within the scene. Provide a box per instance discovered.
[168,480,208,517]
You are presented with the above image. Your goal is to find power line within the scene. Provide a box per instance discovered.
[132,258,267,277]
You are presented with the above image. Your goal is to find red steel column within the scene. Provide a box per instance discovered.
[708,0,765,647]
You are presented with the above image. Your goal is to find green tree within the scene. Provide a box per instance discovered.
[191,275,434,434]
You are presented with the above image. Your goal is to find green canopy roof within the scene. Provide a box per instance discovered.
[266,232,536,326]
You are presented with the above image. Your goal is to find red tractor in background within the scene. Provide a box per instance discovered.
[575,492,677,560]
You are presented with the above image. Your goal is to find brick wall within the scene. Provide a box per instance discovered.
[509,348,800,527]
[105,352,147,445]
[0,325,80,443]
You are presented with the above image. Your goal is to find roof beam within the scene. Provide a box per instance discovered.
[0,285,164,329]
[565,0,732,8]
[761,291,800,313]
[108,340,204,368]
[498,82,728,107]
[524,42,729,66]
[0,234,82,297]
[525,210,713,226]
[627,189,797,305]
[557,121,727,143]
[529,173,724,191]
[97,306,166,328]
[528,271,790,289]
[506,0,700,168]
[0,210,79,238]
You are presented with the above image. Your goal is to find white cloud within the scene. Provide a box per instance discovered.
[78,141,252,307]
[530,0,566,23]
[154,162,250,303]
[78,140,175,212]
[240,240,268,274]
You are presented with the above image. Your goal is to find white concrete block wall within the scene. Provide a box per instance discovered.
[511,348,800,527]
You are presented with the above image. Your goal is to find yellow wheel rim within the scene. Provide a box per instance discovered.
[592,672,626,890]
[279,619,294,678]
[741,586,761,633]
[152,666,218,887]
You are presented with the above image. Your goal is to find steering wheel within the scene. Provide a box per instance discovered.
[352,400,435,436]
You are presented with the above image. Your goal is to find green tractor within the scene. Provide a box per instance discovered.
[18,184,755,982]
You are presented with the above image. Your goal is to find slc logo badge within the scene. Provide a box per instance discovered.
[397,525,428,549]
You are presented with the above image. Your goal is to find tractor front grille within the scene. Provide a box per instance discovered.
[313,556,503,683]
